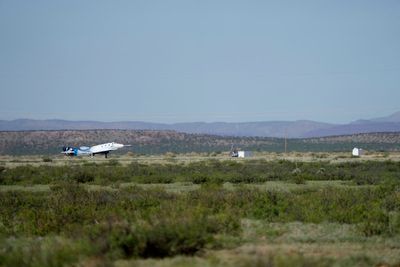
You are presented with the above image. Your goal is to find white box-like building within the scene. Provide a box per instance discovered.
[238,151,252,158]
[352,147,363,157]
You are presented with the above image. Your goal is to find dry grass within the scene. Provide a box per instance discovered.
[0,180,364,193]
[2,151,400,168]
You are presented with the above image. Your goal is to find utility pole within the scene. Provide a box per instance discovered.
[284,130,287,154]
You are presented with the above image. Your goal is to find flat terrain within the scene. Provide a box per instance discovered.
[1,153,400,267]
[1,150,400,168]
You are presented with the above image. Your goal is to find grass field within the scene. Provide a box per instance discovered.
[1,151,400,167]
[1,153,400,267]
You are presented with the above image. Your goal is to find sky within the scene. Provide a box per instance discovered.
[1,0,400,123]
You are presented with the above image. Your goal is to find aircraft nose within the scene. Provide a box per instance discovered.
[115,143,124,148]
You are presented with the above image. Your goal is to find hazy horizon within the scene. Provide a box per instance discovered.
[2,110,399,125]
[1,1,399,124]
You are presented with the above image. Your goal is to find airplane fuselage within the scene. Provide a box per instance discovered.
[62,142,127,158]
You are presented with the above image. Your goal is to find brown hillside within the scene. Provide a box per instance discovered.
[0,130,399,155]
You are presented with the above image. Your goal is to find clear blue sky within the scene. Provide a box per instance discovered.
[1,0,399,123]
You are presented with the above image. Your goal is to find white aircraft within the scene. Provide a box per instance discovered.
[62,142,131,158]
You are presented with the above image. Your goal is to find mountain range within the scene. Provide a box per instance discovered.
[1,111,400,138]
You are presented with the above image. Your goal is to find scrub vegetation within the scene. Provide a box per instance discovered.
[1,130,400,155]
[0,158,400,266]
[2,159,400,186]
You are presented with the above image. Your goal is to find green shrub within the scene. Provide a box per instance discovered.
[42,157,52,162]
[358,205,390,236]
[90,209,216,259]
[290,174,306,184]
[71,169,95,183]
[0,237,94,267]
[192,174,209,184]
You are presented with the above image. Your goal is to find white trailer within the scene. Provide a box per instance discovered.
[238,151,252,158]
[352,147,363,157]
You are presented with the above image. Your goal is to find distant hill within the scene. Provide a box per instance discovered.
[370,111,400,123]
[0,119,336,138]
[0,130,399,155]
[171,120,334,138]
[302,122,400,137]
[1,111,400,138]
[303,111,400,137]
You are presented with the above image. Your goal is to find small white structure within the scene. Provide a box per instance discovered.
[238,151,252,158]
[352,147,363,157]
